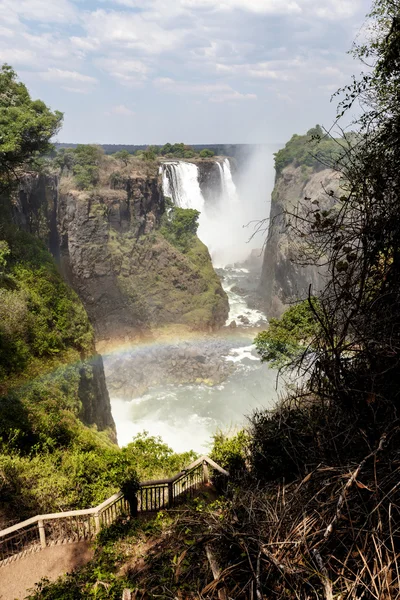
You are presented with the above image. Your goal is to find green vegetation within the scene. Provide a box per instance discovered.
[9,2,400,599]
[54,144,104,190]
[160,206,200,252]
[0,64,62,188]
[254,298,319,367]
[274,124,345,177]
[0,227,93,379]
[132,143,217,160]
[199,148,215,158]
[122,432,197,480]
[112,149,131,165]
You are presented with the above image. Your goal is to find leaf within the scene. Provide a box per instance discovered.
[355,480,373,492]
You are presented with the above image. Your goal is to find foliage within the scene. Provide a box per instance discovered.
[0,239,10,270]
[210,430,248,484]
[53,144,104,190]
[274,124,345,177]
[0,228,93,379]
[254,298,320,367]
[159,143,215,159]
[160,207,200,252]
[199,148,215,158]
[0,64,63,189]
[122,431,197,480]
[112,149,131,165]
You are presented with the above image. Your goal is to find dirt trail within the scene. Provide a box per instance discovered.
[0,542,93,600]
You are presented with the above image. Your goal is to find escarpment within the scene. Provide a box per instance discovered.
[12,159,229,343]
[259,164,341,318]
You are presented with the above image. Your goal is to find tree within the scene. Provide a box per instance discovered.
[113,149,131,165]
[0,64,63,188]
[199,149,215,158]
[254,299,319,367]
[285,0,400,423]
[53,148,75,173]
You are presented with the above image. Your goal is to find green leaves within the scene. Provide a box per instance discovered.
[0,64,62,187]
[254,299,320,368]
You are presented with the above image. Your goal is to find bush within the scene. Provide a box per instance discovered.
[199,149,215,158]
[254,298,319,367]
[160,207,200,252]
[274,125,345,176]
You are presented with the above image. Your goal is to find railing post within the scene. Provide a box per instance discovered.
[94,513,101,534]
[38,520,46,549]
[203,460,209,484]
[168,482,174,508]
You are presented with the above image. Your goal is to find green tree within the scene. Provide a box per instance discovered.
[69,145,104,190]
[0,64,63,188]
[160,207,200,252]
[53,148,75,173]
[113,150,131,165]
[254,299,319,367]
[199,149,215,158]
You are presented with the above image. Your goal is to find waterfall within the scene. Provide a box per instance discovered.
[162,162,205,212]
[218,158,239,206]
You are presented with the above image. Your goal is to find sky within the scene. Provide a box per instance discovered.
[0,0,372,145]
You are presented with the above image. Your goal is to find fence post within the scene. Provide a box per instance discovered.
[94,513,101,534]
[38,520,46,549]
[203,460,210,484]
[168,482,174,508]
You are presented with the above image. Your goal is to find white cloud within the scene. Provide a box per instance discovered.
[62,86,91,94]
[0,27,14,38]
[85,10,185,55]
[96,57,150,86]
[0,48,37,65]
[154,78,257,102]
[181,0,302,15]
[0,0,77,23]
[108,104,135,116]
[39,68,98,84]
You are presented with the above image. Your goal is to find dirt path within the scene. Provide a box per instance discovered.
[0,542,94,600]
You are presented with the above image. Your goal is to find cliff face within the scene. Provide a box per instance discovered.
[13,164,228,342]
[259,164,341,318]
[197,161,222,204]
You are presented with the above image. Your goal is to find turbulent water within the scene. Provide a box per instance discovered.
[111,150,278,453]
[111,267,279,454]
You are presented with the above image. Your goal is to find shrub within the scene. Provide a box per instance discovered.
[199,149,215,158]
[160,207,200,252]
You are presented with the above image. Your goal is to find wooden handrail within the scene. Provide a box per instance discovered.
[140,456,229,486]
[0,456,228,539]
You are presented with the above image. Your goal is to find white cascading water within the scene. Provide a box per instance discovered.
[162,157,267,326]
[162,158,240,265]
[217,158,239,206]
[162,161,205,212]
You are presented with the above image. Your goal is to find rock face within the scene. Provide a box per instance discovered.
[13,167,228,341]
[197,161,223,204]
[259,164,341,319]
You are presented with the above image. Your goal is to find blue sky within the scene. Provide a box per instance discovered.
[1,0,372,144]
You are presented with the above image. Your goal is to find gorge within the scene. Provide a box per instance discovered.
[5,138,339,457]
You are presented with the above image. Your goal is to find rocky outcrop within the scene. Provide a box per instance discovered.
[259,165,341,319]
[197,161,222,204]
[12,166,228,341]
[104,336,235,400]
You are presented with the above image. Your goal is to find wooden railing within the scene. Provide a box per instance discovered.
[0,456,228,567]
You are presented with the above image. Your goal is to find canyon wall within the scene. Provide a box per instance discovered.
[12,160,229,343]
[259,163,341,318]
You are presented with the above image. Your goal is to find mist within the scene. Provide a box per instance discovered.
[198,145,276,267]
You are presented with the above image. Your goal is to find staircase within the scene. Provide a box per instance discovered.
[0,456,228,567]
